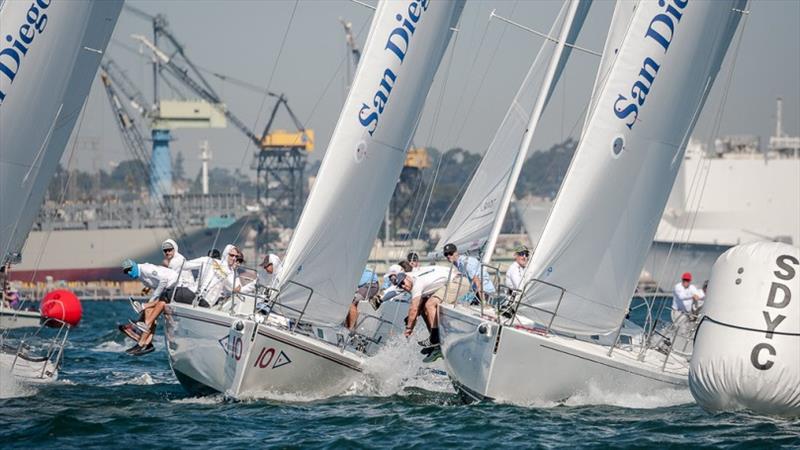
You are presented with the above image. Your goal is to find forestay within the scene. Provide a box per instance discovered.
[275,0,465,325]
[0,1,123,265]
[434,0,591,258]
[520,0,748,336]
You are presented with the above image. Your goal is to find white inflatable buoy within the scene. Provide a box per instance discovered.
[689,242,800,417]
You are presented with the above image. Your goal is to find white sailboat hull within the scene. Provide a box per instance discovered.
[0,306,40,330]
[164,303,364,399]
[439,304,688,403]
[0,351,58,383]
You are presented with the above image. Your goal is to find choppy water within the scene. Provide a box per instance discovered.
[1,301,798,448]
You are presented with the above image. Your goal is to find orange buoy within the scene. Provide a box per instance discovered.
[40,289,83,327]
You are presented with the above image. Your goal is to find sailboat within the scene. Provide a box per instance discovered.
[163,0,465,399]
[439,0,748,403]
[0,0,123,382]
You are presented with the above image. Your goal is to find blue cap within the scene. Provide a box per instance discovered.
[122,259,139,279]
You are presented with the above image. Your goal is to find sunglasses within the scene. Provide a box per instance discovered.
[163,248,174,253]
[443,251,455,257]
[518,251,530,258]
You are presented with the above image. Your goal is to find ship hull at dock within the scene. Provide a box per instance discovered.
[11,217,254,282]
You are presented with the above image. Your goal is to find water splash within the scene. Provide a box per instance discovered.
[355,335,453,397]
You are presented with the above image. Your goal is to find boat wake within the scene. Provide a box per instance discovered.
[171,394,226,405]
[497,382,693,409]
[564,383,693,409]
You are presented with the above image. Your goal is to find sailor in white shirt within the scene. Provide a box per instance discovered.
[121,259,183,355]
[504,246,530,292]
[395,265,453,352]
[672,272,705,318]
[241,254,282,296]
[161,238,196,291]
[184,244,242,307]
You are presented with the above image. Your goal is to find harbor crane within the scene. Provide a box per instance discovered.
[123,5,314,249]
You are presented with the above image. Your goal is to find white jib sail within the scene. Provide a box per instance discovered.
[275,0,465,326]
[520,0,748,336]
[0,0,123,265]
[434,0,591,260]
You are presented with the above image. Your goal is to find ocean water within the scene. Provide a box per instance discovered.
[1,301,798,448]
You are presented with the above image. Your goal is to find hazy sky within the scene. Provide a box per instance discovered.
[68,0,800,179]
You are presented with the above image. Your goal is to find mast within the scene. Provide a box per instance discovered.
[482,0,585,264]
[275,0,465,325]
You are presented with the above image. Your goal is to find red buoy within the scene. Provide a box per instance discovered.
[40,289,83,327]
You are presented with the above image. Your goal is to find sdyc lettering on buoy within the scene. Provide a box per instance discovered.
[0,0,51,104]
[358,0,430,136]
[751,254,799,370]
[613,0,687,129]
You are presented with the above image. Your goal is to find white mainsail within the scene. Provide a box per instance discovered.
[581,0,639,133]
[0,1,123,265]
[520,0,748,336]
[275,0,465,325]
[434,0,591,259]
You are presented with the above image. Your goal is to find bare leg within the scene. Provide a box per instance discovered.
[345,302,359,330]
[138,301,165,346]
[424,297,440,329]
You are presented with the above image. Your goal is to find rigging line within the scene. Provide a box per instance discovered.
[302,17,372,128]
[449,1,520,147]
[442,4,494,145]
[237,0,300,171]
[649,9,751,338]
[27,101,90,287]
[414,27,462,242]
[489,10,601,57]
[648,7,752,296]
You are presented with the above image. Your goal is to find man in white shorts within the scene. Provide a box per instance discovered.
[394,265,452,362]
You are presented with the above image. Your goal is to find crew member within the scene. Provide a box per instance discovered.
[672,271,705,331]
[119,259,192,355]
[161,238,196,292]
[394,265,453,363]
[184,244,242,308]
[407,252,421,270]
[443,243,495,303]
[345,267,380,330]
[241,253,282,295]
[504,246,529,292]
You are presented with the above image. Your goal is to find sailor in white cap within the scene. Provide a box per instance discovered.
[161,238,196,292]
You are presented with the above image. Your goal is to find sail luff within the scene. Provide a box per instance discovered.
[482,0,589,264]
[275,0,465,325]
[520,0,749,336]
[0,1,124,265]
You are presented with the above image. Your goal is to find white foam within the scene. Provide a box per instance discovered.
[171,394,226,405]
[92,341,129,352]
[497,382,694,409]
[354,335,453,397]
[108,372,157,386]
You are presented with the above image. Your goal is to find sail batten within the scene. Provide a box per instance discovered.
[276,0,465,325]
[520,0,749,336]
